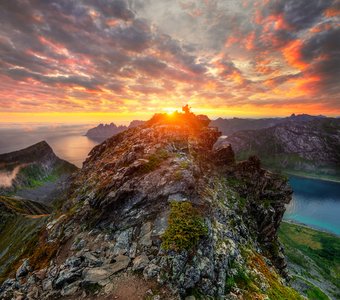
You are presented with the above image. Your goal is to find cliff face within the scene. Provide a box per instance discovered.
[0,114,301,299]
[224,118,340,179]
[0,141,78,203]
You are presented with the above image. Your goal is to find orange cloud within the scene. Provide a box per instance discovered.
[282,40,308,70]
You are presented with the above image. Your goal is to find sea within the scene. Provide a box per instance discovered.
[0,123,339,236]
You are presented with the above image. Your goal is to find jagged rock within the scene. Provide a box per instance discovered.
[42,279,53,291]
[83,252,102,267]
[16,259,30,279]
[60,281,79,296]
[82,255,130,284]
[26,285,39,299]
[132,254,150,271]
[65,256,82,268]
[34,269,47,281]
[212,143,235,165]
[55,268,82,289]
[143,264,161,280]
[112,229,132,256]
[71,239,86,251]
[13,291,25,300]
[139,222,153,246]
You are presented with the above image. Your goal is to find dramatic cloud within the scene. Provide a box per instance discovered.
[0,0,339,120]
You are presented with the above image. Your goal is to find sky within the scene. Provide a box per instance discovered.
[0,0,339,123]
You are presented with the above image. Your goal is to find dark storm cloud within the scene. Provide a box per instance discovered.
[264,0,333,30]
[301,27,340,94]
[133,57,167,76]
[91,0,134,20]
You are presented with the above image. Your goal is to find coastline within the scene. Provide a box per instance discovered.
[283,170,340,184]
[281,219,340,238]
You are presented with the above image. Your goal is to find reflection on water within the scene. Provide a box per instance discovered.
[47,135,98,167]
[0,124,98,168]
[285,176,340,235]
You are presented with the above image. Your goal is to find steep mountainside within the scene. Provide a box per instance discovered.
[0,112,303,299]
[211,114,326,136]
[0,196,50,283]
[223,118,340,180]
[86,120,145,142]
[0,141,78,203]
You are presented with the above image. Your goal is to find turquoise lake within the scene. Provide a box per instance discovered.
[285,176,340,236]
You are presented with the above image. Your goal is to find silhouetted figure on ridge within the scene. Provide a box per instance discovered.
[182,104,191,114]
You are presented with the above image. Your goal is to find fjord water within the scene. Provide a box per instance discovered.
[0,124,97,168]
[285,176,340,235]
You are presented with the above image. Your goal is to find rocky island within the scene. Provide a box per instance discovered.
[0,109,305,299]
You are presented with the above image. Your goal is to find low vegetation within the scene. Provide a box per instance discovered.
[140,149,170,174]
[225,252,304,300]
[161,201,208,251]
[279,222,340,299]
[0,196,50,283]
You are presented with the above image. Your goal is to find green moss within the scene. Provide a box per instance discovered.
[140,149,170,174]
[238,196,247,209]
[306,285,329,300]
[179,160,190,169]
[161,202,207,251]
[172,170,183,181]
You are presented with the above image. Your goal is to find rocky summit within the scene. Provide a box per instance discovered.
[0,111,302,299]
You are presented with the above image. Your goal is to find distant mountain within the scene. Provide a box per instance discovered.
[211,114,326,135]
[0,141,78,203]
[222,117,340,180]
[85,120,145,142]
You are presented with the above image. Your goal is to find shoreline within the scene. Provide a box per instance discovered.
[284,171,340,184]
[281,219,340,237]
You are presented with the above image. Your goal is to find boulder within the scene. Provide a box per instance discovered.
[16,259,30,279]
[55,268,82,289]
[132,254,150,271]
[82,255,130,283]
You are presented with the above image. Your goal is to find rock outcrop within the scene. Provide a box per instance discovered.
[0,112,302,299]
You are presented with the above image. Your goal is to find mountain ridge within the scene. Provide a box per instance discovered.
[0,111,304,299]
[0,141,78,203]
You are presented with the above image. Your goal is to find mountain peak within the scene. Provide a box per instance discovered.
[0,111,299,299]
[0,140,54,164]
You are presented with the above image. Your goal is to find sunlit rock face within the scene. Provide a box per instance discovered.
[0,111,298,299]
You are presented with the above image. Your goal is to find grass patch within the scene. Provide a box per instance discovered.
[140,149,169,174]
[279,222,340,298]
[0,197,50,283]
[161,201,207,251]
